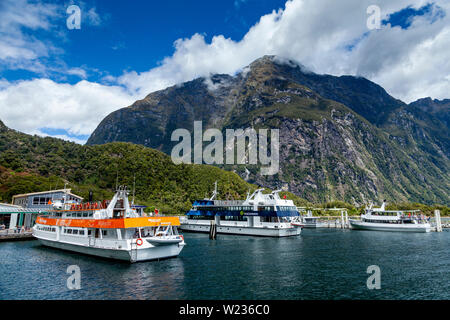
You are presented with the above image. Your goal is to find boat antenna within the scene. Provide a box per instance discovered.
[115,170,119,191]
[132,174,136,205]
[63,182,68,203]
[209,181,218,200]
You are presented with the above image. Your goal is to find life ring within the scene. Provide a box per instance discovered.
[136,238,143,246]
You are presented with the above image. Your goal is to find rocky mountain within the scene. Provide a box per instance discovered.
[409,97,450,129]
[87,56,450,205]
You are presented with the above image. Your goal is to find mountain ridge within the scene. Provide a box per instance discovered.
[87,55,450,205]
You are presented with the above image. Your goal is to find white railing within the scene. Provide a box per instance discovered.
[0,228,33,235]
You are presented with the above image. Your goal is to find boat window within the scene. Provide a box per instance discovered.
[261,217,280,223]
[73,230,78,235]
[221,216,247,221]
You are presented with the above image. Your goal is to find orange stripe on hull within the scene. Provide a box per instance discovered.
[36,216,181,228]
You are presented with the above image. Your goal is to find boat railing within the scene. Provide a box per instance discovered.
[213,200,244,206]
[154,222,173,237]
[260,221,292,228]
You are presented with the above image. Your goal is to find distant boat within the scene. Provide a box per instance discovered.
[180,182,302,237]
[291,210,328,228]
[349,201,431,233]
[33,187,185,262]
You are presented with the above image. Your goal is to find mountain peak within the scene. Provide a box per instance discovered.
[409,97,450,111]
[408,97,450,128]
[247,55,308,74]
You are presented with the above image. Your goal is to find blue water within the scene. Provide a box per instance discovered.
[0,229,449,300]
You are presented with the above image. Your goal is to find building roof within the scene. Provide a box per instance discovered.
[0,203,22,208]
[12,189,84,201]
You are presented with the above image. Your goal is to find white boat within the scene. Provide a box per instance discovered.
[32,187,186,262]
[297,210,328,228]
[180,183,302,237]
[349,201,431,233]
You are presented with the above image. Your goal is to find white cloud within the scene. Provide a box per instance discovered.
[85,7,102,26]
[0,0,106,76]
[66,67,88,79]
[1,0,450,145]
[31,130,88,145]
[0,79,136,141]
[0,0,59,62]
[118,0,450,103]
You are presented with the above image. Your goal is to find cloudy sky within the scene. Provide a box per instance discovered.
[0,0,449,144]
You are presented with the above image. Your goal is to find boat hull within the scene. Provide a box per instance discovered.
[180,223,301,237]
[35,237,185,262]
[349,220,431,233]
[302,223,328,228]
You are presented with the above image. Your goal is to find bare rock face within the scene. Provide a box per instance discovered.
[87,56,449,205]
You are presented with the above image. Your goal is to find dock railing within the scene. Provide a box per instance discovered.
[0,227,33,235]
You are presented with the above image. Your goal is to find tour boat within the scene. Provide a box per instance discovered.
[291,210,327,228]
[349,201,431,233]
[180,183,302,237]
[32,187,186,262]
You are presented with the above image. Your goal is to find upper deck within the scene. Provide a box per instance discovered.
[187,188,300,217]
[362,202,426,223]
[36,216,181,229]
[35,187,180,229]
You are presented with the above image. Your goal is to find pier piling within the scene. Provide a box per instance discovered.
[344,211,349,228]
[435,210,443,232]
[209,220,217,239]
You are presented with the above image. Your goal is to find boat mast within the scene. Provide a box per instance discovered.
[132,174,136,205]
[63,182,68,203]
[209,181,218,201]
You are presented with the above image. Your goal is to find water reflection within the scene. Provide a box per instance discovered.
[1,230,449,300]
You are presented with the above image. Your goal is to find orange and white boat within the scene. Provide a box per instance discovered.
[32,187,186,262]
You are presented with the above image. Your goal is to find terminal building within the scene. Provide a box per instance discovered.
[0,203,22,231]
[0,189,83,230]
[12,189,83,209]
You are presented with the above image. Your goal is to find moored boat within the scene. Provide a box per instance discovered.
[180,183,302,237]
[349,201,431,233]
[32,187,186,262]
[294,210,328,228]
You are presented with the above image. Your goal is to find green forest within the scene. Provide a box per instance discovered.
[0,121,448,215]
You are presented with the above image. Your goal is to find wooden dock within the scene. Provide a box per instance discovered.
[0,229,35,241]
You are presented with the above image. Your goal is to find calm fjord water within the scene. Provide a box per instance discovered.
[1,229,449,300]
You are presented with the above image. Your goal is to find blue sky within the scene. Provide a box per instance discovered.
[0,0,449,144]
[3,0,288,84]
